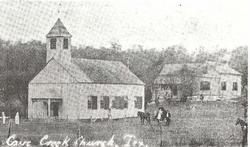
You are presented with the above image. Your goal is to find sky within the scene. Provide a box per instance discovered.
[0,0,249,53]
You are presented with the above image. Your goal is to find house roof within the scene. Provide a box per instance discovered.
[159,62,240,76]
[71,58,144,85]
[46,18,72,38]
[159,63,202,75]
[215,64,241,75]
[155,62,241,84]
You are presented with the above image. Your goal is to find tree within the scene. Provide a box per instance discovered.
[178,64,197,102]
[110,41,122,51]
[0,39,46,117]
[229,46,248,120]
[162,45,193,64]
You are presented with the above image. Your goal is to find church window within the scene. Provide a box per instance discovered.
[50,38,56,49]
[112,96,128,109]
[100,96,109,110]
[134,96,142,109]
[63,38,68,49]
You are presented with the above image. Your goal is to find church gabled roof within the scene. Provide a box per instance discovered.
[46,18,72,38]
[30,57,145,85]
[71,58,145,85]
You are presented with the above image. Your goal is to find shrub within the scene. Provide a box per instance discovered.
[189,138,203,147]
[28,135,41,145]
[203,138,215,146]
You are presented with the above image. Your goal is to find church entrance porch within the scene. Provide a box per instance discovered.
[31,98,62,118]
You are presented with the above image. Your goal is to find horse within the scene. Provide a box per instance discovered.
[155,107,171,126]
[236,118,248,147]
[137,111,151,125]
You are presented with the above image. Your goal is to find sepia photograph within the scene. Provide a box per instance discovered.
[0,0,248,146]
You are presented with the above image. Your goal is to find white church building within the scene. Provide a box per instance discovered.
[28,18,145,119]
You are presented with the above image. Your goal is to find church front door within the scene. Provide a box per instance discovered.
[51,102,60,117]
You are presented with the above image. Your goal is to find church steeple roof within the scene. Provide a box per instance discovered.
[46,18,72,37]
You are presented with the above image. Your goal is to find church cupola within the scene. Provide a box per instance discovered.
[46,18,72,65]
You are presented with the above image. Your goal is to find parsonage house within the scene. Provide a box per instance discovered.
[28,19,145,119]
[153,62,241,101]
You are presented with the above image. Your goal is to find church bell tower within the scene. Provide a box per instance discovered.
[46,18,72,65]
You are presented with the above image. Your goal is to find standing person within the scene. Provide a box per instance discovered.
[156,108,163,124]
[236,118,248,147]
[242,124,247,147]
[15,112,19,125]
[200,94,204,103]
[108,108,112,120]
[166,110,171,126]
[2,112,6,125]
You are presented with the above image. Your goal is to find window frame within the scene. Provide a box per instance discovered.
[134,96,142,109]
[50,38,57,49]
[87,96,98,110]
[63,38,68,49]
[100,96,109,110]
[221,81,226,91]
[112,96,128,109]
[200,81,211,91]
[232,82,238,91]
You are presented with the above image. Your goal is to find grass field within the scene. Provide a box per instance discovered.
[0,101,246,147]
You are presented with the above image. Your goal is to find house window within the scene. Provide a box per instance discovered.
[63,38,68,49]
[100,96,109,110]
[50,38,56,49]
[233,82,238,91]
[112,96,128,109]
[88,96,97,110]
[221,82,226,90]
[124,97,128,108]
[134,96,142,109]
[200,81,210,90]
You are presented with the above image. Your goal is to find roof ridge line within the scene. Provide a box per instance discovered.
[73,57,122,63]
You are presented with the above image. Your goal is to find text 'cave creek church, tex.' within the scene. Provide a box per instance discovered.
[28,18,145,119]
